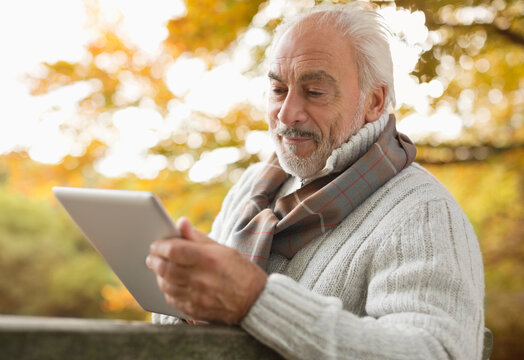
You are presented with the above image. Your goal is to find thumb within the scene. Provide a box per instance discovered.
[176,217,213,244]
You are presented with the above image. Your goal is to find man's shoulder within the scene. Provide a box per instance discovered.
[359,162,468,228]
[381,162,456,203]
[336,162,477,253]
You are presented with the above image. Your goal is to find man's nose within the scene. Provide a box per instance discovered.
[277,90,307,126]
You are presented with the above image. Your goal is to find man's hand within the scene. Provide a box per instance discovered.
[146,217,268,325]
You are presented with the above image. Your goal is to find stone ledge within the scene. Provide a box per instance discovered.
[0,315,283,360]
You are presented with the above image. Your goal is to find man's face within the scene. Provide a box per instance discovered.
[267,18,365,179]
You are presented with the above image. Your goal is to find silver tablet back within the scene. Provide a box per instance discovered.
[53,186,185,318]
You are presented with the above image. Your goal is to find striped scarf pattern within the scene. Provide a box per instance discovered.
[231,115,417,270]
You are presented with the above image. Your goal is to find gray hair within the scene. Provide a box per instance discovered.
[270,2,396,108]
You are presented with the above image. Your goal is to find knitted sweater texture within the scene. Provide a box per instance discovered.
[154,116,485,359]
[218,163,484,360]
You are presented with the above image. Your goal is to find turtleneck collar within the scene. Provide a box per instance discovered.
[299,111,390,185]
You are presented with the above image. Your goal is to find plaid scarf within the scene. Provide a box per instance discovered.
[231,115,417,270]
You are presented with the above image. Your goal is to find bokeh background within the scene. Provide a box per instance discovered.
[0,0,522,358]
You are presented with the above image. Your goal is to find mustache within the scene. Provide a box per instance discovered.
[272,124,321,142]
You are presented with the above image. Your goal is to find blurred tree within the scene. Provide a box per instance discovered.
[23,0,268,179]
[21,0,523,171]
[0,190,118,317]
[388,0,524,159]
[165,0,266,55]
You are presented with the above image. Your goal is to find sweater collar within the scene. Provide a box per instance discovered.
[300,111,389,185]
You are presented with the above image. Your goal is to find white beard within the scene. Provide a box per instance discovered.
[270,95,365,179]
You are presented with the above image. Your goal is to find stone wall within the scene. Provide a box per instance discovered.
[0,315,283,360]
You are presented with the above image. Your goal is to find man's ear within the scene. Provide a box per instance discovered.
[364,86,386,123]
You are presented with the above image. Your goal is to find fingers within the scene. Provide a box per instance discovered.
[164,289,231,324]
[164,294,194,317]
[177,217,213,244]
[177,217,193,240]
[155,275,190,298]
[161,283,214,322]
[148,218,213,267]
[149,239,204,266]
[146,254,191,284]
[146,231,266,325]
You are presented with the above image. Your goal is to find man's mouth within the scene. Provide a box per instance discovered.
[282,136,312,145]
[276,128,320,144]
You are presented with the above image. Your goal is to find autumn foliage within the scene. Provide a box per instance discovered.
[0,1,522,359]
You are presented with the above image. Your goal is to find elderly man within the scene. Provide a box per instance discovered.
[146,4,485,359]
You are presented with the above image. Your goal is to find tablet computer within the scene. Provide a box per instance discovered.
[53,186,186,319]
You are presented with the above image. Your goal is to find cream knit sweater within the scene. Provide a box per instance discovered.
[154,115,485,360]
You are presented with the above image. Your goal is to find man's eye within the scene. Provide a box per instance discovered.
[272,87,287,95]
[307,90,324,97]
